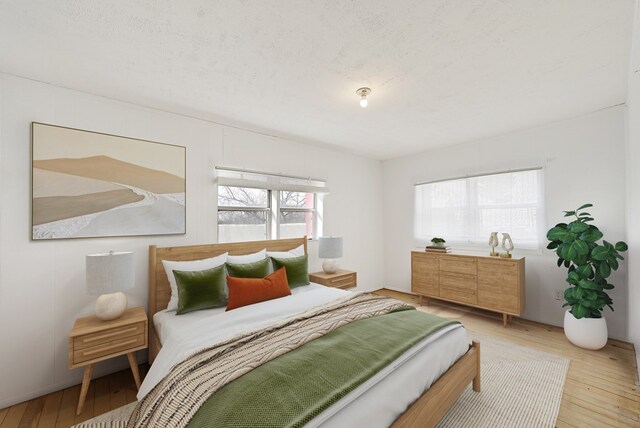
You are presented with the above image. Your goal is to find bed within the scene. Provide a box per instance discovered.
[143,237,480,427]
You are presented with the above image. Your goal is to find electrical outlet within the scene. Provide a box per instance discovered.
[554,289,563,301]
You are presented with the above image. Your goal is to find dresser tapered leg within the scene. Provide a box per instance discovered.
[128,352,141,389]
[76,364,94,415]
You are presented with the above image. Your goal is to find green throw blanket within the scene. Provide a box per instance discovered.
[187,309,459,428]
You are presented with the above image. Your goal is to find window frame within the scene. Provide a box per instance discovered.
[414,168,544,251]
[217,186,320,242]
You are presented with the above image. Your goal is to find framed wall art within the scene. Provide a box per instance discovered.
[31,122,186,240]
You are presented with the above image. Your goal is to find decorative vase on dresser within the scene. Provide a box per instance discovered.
[411,251,525,327]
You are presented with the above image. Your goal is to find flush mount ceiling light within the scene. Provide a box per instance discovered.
[356,87,371,108]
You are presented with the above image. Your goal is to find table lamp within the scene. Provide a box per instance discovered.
[86,251,134,321]
[319,237,343,274]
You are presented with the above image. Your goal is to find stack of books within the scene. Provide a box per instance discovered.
[425,245,452,253]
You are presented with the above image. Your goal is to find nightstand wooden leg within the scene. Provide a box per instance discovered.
[76,364,94,415]
[127,352,141,389]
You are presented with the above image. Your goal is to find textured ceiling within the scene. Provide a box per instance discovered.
[0,1,635,159]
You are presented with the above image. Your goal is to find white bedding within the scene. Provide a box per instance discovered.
[144,284,469,427]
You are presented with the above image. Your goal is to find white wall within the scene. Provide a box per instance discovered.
[626,0,640,378]
[382,107,629,340]
[0,74,385,408]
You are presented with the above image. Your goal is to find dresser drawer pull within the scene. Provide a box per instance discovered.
[81,338,139,357]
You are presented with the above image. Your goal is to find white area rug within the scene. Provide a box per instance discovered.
[73,333,569,428]
[438,332,570,428]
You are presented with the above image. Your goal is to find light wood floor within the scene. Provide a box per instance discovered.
[1,289,638,427]
[0,365,145,428]
[378,289,640,428]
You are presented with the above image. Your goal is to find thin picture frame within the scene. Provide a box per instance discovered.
[31,122,186,240]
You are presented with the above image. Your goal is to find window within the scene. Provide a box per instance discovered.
[414,169,544,249]
[279,191,316,239]
[217,186,270,242]
[215,168,326,243]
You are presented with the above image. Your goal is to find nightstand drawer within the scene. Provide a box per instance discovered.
[74,321,145,350]
[73,333,146,365]
[326,273,356,289]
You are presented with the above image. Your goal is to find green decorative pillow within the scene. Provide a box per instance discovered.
[270,255,310,288]
[226,258,270,278]
[173,264,227,315]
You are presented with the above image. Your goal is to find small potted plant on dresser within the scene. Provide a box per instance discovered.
[546,203,627,350]
[430,237,446,248]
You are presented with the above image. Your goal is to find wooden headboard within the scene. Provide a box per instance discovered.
[147,236,308,363]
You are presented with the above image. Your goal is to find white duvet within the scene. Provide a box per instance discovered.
[141,284,469,427]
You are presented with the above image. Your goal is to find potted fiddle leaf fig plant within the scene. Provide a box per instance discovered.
[546,203,627,350]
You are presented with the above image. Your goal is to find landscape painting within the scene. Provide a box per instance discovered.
[31,123,186,240]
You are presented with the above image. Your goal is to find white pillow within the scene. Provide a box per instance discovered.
[266,244,305,259]
[227,249,267,264]
[162,253,228,311]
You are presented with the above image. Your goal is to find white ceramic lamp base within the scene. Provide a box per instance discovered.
[94,291,128,321]
[322,259,339,274]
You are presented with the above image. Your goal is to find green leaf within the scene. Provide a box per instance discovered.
[609,258,619,270]
[598,263,612,278]
[574,255,588,266]
[563,210,576,217]
[572,304,590,319]
[580,227,603,243]
[547,226,572,242]
[569,222,589,233]
[603,240,613,249]
[591,246,609,261]
[564,288,576,302]
[578,279,599,290]
[575,265,593,278]
[615,241,628,252]
[574,240,589,255]
[564,260,571,268]
[576,203,593,211]
[547,241,558,250]
[567,271,580,285]
[557,258,564,267]
[578,212,591,217]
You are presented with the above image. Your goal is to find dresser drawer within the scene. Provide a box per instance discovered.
[73,333,146,365]
[439,256,477,275]
[478,259,518,281]
[73,322,145,350]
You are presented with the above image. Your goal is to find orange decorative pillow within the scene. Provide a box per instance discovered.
[226,267,291,311]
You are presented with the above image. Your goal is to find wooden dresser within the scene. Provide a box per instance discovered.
[411,251,525,326]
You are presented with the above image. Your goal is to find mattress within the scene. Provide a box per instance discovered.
[146,284,469,427]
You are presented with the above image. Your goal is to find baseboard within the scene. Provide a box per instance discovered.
[380,286,416,295]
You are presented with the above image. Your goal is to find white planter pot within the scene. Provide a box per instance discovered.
[563,310,608,350]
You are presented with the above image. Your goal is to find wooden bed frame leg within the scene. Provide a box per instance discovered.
[472,340,481,392]
[391,340,481,428]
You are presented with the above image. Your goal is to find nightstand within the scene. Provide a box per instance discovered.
[69,307,148,415]
[309,270,357,289]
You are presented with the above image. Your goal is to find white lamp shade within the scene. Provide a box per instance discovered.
[319,237,343,259]
[86,251,134,295]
